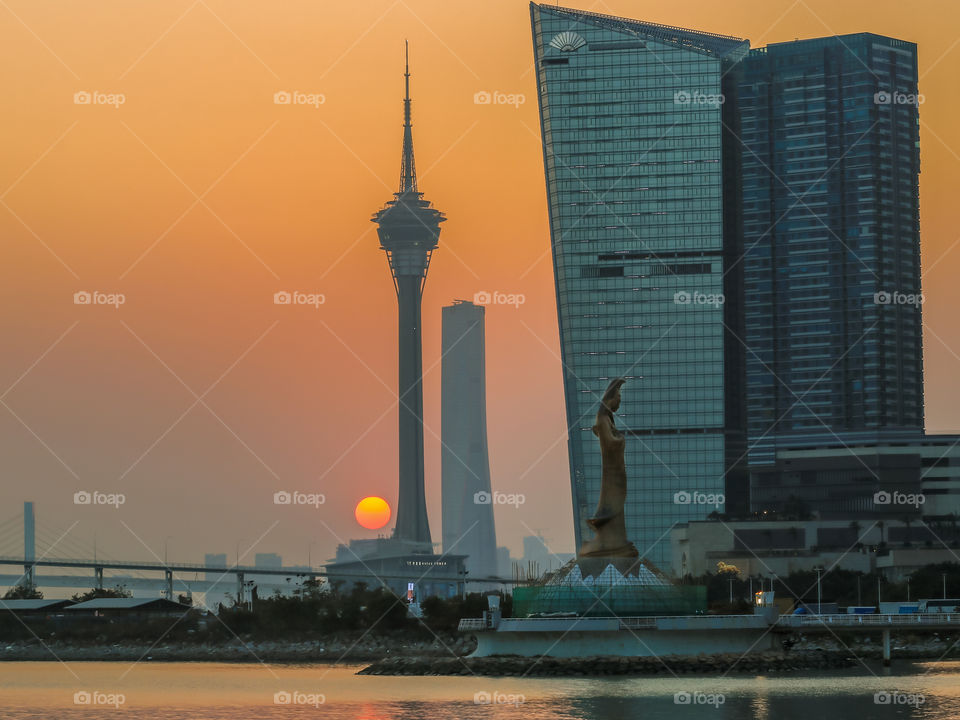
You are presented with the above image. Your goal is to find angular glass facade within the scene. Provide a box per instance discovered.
[530,4,749,568]
[741,35,924,474]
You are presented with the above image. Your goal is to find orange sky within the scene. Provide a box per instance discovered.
[2,0,959,574]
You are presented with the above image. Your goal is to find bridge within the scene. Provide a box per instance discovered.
[0,503,519,605]
[0,555,519,604]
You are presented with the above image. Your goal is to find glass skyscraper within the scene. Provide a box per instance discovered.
[530,4,750,568]
[740,35,924,473]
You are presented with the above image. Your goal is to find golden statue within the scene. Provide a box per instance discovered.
[578,378,639,559]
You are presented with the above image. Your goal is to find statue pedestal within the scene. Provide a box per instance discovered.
[511,556,704,618]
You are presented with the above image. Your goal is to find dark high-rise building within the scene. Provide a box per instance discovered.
[441,300,498,579]
[372,43,444,549]
[741,35,924,489]
[530,4,750,568]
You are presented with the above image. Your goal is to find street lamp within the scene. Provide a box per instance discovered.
[816,567,822,613]
[943,573,948,600]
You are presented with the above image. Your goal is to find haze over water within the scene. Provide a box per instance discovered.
[2,662,960,719]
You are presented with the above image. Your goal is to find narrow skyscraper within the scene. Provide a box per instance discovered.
[530,4,749,568]
[441,300,498,579]
[372,43,444,549]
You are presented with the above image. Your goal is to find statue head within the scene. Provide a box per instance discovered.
[599,378,626,417]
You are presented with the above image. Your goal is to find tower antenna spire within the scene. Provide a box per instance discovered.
[400,40,417,193]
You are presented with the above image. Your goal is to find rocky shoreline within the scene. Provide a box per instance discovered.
[0,634,475,663]
[360,651,861,676]
[3,634,958,670]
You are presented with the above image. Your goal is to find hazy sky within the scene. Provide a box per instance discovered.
[2,0,959,574]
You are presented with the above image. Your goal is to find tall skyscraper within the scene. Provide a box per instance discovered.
[372,43,444,549]
[441,300,498,579]
[741,35,923,466]
[530,4,750,568]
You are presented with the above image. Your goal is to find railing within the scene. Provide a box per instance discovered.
[618,617,657,629]
[458,618,488,631]
[776,613,959,628]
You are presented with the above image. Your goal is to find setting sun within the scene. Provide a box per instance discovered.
[355,496,391,530]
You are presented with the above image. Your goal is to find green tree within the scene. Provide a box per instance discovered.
[3,584,43,600]
[71,585,132,603]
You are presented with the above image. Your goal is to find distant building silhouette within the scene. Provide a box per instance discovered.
[441,300,498,579]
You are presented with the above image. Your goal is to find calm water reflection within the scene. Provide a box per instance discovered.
[1,661,957,719]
